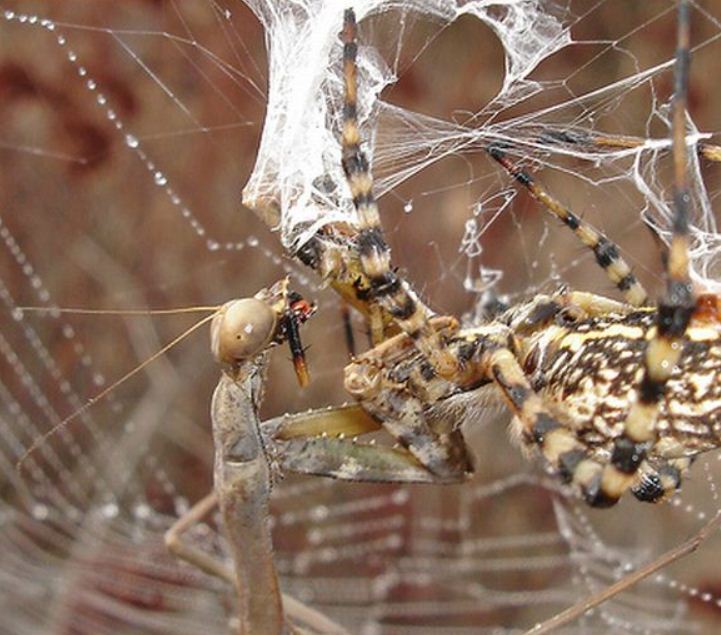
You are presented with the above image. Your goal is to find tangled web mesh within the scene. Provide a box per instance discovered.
[242,0,571,245]
[1,1,721,634]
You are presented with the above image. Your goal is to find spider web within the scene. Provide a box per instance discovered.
[1,1,721,634]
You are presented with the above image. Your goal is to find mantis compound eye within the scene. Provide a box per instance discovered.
[211,298,277,364]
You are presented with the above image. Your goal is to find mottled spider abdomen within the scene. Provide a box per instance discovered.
[523,300,721,461]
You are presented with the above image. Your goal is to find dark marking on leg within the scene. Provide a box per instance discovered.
[295,236,321,269]
[583,475,620,509]
[371,272,402,298]
[419,360,436,382]
[352,191,374,210]
[342,151,369,178]
[530,413,560,445]
[526,301,561,328]
[343,102,357,122]
[658,280,694,337]
[610,437,648,474]
[357,228,387,258]
[563,212,580,230]
[491,367,530,411]
[389,294,417,320]
[557,449,585,484]
[638,374,666,404]
[617,273,637,292]
[593,236,619,269]
[457,341,478,365]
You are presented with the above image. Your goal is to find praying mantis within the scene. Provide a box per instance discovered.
[163,278,351,635]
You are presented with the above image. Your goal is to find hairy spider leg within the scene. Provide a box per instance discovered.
[454,322,610,493]
[341,9,458,379]
[540,127,721,163]
[267,321,582,485]
[487,145,649,307]
[596,0,696,506]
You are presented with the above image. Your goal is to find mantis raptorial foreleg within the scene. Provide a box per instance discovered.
[264,403,463,484]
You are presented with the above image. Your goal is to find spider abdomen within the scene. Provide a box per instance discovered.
[528,311,721,458]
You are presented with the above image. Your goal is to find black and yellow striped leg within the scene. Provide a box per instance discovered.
[538,128,721,165]
[596,0,695,507]
[487,145,648,307]
[476,329,607,501]
[341,9,459,378]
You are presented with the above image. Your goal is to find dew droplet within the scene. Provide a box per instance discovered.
[101,502,119,518]
[32,504,49,520]
[391,488,409,505]
[133,503,151,520]
[174,496,189,516]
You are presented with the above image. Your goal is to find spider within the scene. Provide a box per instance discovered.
[164,278,358,635]
[255,3,721,630]
[272,4,719,507]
